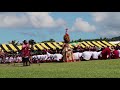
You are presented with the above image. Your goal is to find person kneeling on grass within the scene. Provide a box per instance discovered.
[111,47,119,59]
[21,40,31,66]
[101,46,111,60]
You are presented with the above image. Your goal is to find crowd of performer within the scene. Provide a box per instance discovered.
[0,40,120,66]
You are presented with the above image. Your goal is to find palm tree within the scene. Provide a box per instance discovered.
[8,40,19,46]
[49,39,55,42]
[78,38,82,42]
[29,39,36,45]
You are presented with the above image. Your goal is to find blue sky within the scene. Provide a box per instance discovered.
[0,12,119,44]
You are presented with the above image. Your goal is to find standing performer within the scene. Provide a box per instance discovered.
[0,49,5,63]
[62,28,74,62]
[29,40,35,64]
[21,40,31,66]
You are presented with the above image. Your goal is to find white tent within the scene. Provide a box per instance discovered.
[109,41,120,44]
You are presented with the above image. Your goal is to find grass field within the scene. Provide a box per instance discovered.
[0,59,120,78]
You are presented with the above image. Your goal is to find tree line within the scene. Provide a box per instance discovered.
[70,36,120,43]
[0,36,119,46]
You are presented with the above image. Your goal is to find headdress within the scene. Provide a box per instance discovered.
[63,28,70,43]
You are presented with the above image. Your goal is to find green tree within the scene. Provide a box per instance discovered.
[49,39,55,42]
[8,40,19,45]
[29,39,36,51]
[29,39,36,45]
[78,38,82,42]
[41,39,55,43]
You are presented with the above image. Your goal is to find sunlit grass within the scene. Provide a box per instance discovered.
[0,59,120,78]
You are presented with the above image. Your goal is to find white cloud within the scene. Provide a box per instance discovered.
[0,12,66,28]
[92,12,108,22]
[55,18,66,27]
[0,13,28,28]
[26,12,56,28]
[91,12,120,37]
[71,18,96,32]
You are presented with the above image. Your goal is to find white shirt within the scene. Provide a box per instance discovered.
[5,57,9,61]
[73,52,81,60]
[82,51,93,60]
[91,51,101,59]
[47,52,51,57]
[9,57,14,62]
[37,55,47,61]
[32,55,38,60]
[17,56,22,61]
[13,57,16,61]
[53,54,63,61]
[46,52,52,60]
[37,55,41,60]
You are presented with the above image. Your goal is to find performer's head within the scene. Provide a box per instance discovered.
[23,40,27,44]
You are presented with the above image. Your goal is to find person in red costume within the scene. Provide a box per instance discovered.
[111,47,119,59]
[21,40,31,66]
[101,46,111,59]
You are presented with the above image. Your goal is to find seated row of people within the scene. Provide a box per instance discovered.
[0,45,120,63]
[79,46,120,61]
[0,55,22,63]
[31,52,63,63]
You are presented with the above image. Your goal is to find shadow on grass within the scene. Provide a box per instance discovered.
[0,61,72,67]
[0,63,29,67]
[13,64,32,67]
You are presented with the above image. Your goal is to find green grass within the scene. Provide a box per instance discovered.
[0,59,120,78]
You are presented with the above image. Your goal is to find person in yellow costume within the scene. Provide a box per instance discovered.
[62,28,74,62]
[62,43,74,62]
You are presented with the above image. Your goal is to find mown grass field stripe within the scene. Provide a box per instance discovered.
[0,59,120,78]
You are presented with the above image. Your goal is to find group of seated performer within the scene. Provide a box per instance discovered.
[31,50,63,63]
[72,45,120,61]
[3,55,22,63]
[0,44,120,64]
